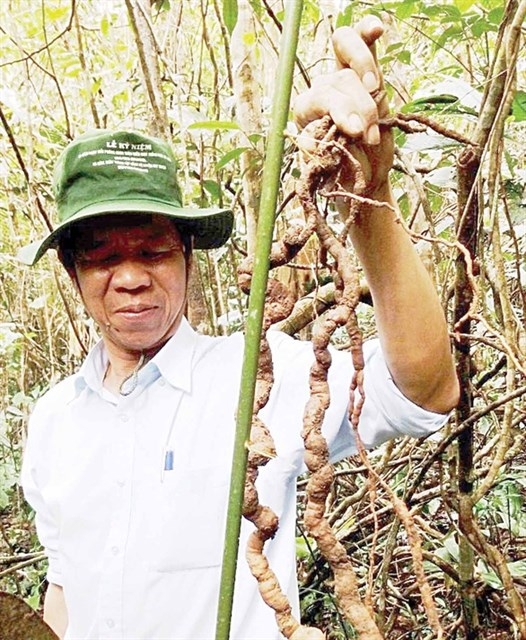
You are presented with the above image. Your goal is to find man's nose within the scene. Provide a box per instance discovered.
[111,259,152,291]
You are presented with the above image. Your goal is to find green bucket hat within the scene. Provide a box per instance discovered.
[18,129,234,265]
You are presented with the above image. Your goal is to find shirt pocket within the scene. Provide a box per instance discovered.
[149,465,230,572]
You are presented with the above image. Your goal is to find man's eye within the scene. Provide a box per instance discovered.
[141,247,177,259]
[78,253,117,266]
[90,252,118,264]
[101,254,119,263]
[141,249,163,259]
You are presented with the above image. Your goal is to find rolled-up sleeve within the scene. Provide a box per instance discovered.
[265,331,450,468]
[329,338,450,461]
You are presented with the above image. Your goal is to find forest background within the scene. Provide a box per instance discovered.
[0,0,525,638]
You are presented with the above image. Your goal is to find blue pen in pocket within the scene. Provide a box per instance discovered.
[164,450,174,471]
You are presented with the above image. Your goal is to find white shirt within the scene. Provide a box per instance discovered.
[22,318,447,640]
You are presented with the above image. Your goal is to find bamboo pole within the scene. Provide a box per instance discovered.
[214,2,304,638]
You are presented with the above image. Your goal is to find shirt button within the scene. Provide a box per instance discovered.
[106,619,115,628]
[158,379,166,387]
[117,480,125,488]
[111,546,119,556]
[119,414,129,423]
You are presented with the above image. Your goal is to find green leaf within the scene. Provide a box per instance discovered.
[203,180,221,200]
[91,78,102,97]
[187,120,240,131]
[45,5,70,21]
[478,560,526,590]
[100,15,110,38]
[303,0,320,24]
[422,4,462,22]
[247,133,263,145]
[470,17,494,37]
[295,537,310,560]
[402,93,478,117]
[249,0,262,18]
[436,24,463,49]
[487,7,505,24]
[26,590,41,612]
[512,91,526,122]
[383,42,411,65]
[216,147,249,170]
[223,0,238,35]
[60,54,82,79]
[402,94,458,113]
[336,4,354,28]
[151,0,170,11]
[397,49,411,65]
[453,0,476,13]
[242,31,255,47]
[396,0,418,20]
[442,6,463,22]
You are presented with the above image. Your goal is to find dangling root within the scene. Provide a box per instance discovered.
[240,277,325,638]
[239,110,457,636]
[296,119,384,639]
[301,306,382,639]
[239,116,382,638]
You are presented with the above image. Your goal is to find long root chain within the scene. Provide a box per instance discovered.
[238,109,473,636]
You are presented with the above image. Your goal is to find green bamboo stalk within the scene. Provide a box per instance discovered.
[214,2,304,638]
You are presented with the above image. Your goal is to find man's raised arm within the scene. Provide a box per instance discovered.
[293,16,459,414]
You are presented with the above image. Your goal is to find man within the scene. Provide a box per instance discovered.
[20,17,459,640]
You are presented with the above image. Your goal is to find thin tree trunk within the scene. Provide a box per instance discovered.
[124,0,170,139]
[453,2,525,636]
[231,0,264,253]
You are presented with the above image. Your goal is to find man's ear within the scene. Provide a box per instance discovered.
[70,271,81,293]
[57,247,79,288]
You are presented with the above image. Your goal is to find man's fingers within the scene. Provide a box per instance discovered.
[293,16,388,145]
[294,69,381,144]
[332,17,384,92]
[327,69,380,141]
[354,15,385,47]
[293,89,330,129]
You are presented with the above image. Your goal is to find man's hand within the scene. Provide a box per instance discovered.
[293,16,393,197]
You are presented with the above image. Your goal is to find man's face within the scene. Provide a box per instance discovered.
[72,214,188,358]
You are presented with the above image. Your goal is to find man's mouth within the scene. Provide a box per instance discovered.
[113,305,158,322]
[117,305,155,314]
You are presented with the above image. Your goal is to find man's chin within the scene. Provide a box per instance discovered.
[101,313,183,355]
[107,329,178,357]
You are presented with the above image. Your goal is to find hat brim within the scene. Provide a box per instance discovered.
[17,199,234,265]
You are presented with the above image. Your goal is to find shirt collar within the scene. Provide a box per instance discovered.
[75,317,197,396]
[76,340,108,395]
[149,317,196,393]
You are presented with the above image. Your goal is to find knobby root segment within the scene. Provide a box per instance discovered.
[238,221,316,295]
[240,274,324,639]
[238,116,381,638]
[295,117,383,639]
[298,117,446,637]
